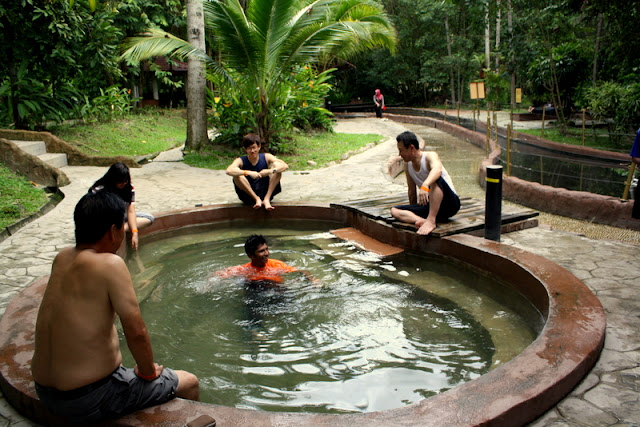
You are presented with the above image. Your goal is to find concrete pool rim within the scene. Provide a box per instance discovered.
[0,203,606,426]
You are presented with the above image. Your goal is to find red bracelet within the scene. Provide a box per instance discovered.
[243,170,247,176]
[420,186,430,192]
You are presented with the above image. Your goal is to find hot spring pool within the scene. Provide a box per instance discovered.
[123,220,540,414]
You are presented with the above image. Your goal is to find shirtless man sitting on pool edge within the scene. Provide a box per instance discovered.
[31,190,199,423]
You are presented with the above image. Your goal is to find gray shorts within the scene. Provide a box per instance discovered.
[35,366,178,423]
[124,211,155,224]
[136,211,155,224]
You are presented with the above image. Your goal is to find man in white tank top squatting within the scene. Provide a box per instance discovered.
[391,131,461,235]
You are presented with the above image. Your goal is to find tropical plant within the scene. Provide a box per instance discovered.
[582,81,640,133]
[0,0,126,128]
[0,63,78,128]
[121,0,396,150]
[286,66,336,133]
[208,65,335,152]
[77,86,140,123]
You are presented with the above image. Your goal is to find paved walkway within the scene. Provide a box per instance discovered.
[1,118,639,426]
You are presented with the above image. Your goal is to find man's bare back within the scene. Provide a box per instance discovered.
[31,247,130,390]
[31,190,198,423]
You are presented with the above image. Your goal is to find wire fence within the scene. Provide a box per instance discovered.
[411,107,638,200]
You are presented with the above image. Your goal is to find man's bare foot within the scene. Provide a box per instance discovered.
[416,219,436,235]
[263,199,275,211]
[415,218,427,227]
[253,199,262,209]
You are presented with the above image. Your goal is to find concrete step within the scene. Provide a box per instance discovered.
[38,152,68,168]
[10,140,46,156]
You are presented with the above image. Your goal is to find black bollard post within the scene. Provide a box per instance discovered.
[485,165,503,242]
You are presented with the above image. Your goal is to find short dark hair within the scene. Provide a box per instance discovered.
[242,134,261,149]
[74,190,126,245]
[396,131,419,149]
[244,234,267,256]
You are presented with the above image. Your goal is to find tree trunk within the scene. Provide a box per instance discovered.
[592,13,603,84]
[508,0,515,108]
[445,15,456,104]
[495,0,501,69]
[485,0,491,70]
[485,0,491,108]
[186,0,208,150]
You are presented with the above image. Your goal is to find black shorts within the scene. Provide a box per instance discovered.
[35,366,178,423]
[234,177,281,205]
[393,176,461,221]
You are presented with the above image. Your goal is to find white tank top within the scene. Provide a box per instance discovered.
[408,152,457,195]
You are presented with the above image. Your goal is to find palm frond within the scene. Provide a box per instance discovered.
[121,29,202,63]
[120,28,235,88]
[204,0,262,76]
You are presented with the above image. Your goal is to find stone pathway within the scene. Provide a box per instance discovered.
[1,117,639,426]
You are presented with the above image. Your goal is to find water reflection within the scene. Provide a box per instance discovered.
[123,223,538,413]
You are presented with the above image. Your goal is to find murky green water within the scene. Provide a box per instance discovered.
[122,220,540,413]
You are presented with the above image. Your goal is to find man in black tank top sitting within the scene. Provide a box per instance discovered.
[226,134,289,210]
[390,131,461,236]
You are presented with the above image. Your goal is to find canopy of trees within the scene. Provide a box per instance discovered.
[332,0,640,130]
[1,0,639,134]
[0,0,185,129]
[121,0,397,149]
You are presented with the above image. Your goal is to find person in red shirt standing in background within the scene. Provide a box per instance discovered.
[373,89,385,118]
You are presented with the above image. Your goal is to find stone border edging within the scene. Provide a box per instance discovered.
[0,203,605,426]
[0,138,70,187]
[385,112,640,230]
[0,129,138,169]
[0,188,64,244]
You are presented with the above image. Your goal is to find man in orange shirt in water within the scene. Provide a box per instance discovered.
[217,234,316,285]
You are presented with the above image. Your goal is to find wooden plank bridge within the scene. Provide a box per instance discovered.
[330,194,539,238]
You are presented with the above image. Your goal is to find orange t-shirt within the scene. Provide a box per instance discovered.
[217,259,297,283]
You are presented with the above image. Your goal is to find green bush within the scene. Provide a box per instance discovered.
[207,65,335,153]
[286,66,335,133]
[0,63,83,129]
[582,81,640,132]
[77,86,140,124]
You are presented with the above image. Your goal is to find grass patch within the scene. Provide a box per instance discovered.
[280,132,384,170]
[184,132,385,170]
[0,165,49,229]
[50,108,187,156]
[515,126,633,152]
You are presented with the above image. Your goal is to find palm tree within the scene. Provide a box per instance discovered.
[121,0,396,149]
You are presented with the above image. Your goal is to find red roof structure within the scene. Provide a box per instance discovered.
[142,57,188,72]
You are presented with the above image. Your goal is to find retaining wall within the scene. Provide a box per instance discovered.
[0,129,138,169]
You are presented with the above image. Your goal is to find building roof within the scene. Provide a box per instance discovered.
[143,57,188,72]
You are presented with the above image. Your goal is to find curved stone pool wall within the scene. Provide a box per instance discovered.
[0,203,605,426]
